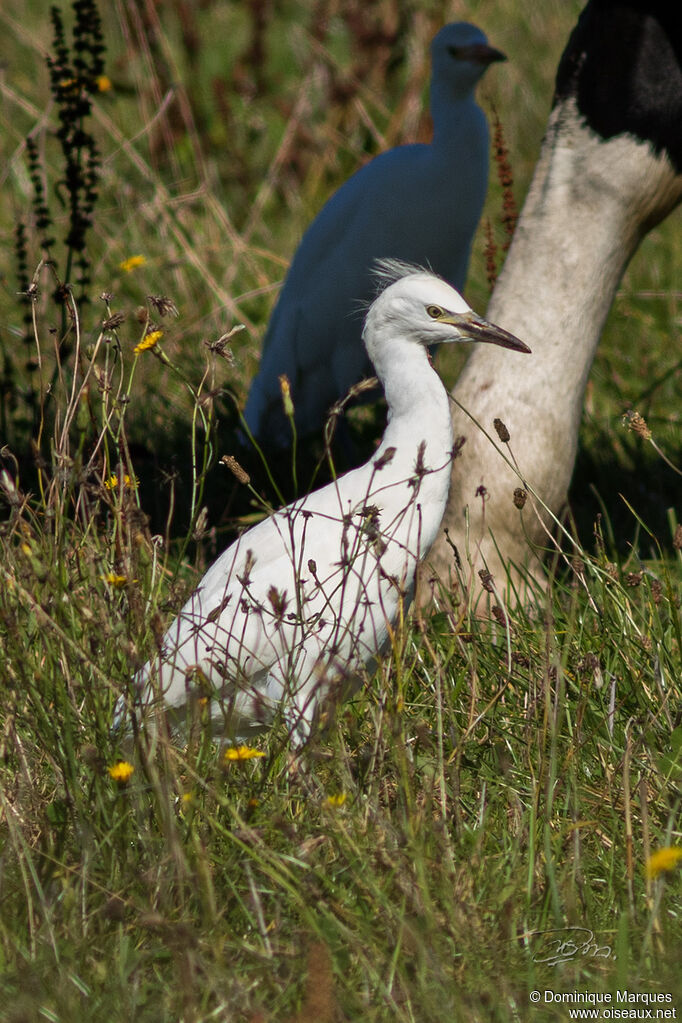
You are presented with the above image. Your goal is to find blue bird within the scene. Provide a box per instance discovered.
[243,23,505,445]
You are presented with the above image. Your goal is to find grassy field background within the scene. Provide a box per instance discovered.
[0,1,681,1020]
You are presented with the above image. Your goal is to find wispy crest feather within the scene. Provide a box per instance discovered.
[372,258,433,288]
[354,259,440,316]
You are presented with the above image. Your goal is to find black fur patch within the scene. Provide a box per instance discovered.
[555,1,682,172]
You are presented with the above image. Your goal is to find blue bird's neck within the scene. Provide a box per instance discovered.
[429,83,484,150]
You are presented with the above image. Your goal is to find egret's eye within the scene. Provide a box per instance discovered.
[426,304,445,319]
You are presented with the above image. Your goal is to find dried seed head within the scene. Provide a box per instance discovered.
[267,585,288,623]
[478,569,494,593]
[673,524,682,550]
[102,311,125,330]
[242,549,256,579]
[571,556,584,575]
[625,572,642,587]
[513,487,527,509]
[359,504,381,541]
[578,652,600,677]
[348,376,379,398]
[221,455,250,485]
[151,612,166,646]
[492,604,507,626]
[443,527,462,569]
[206,595,231,623]
[192,506,209,541]
[493,418,510,443]
[373,447,396,470]
[0,469,22,507]
[147,294,179,318]
[409,441,428,488]
[623,409,651,441]
[205,324,243,361]
[414,440,427,476]
[452,436,466,460]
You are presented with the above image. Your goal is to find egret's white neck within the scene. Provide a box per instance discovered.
[372,338,453,468]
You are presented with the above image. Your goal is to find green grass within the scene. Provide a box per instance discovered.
[1,1,681,1020]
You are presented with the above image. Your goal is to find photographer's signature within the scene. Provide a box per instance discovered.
[529,927,615,967]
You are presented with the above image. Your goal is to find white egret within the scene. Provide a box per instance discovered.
[243,23,506,444]
[116,265,529,743]
[428,0,682,596]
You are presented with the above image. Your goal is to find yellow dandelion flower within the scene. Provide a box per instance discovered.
[104,473,138,490]
[325,792,347,808]
[108,761,135,783]
[223,745,265,762]
[179,792,195,811]
[96,75,112,92]
[646,846,682,879]
[134,330,163,355]
[119,255,146,273]
[103,572,128,588]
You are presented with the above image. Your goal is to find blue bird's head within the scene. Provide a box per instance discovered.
[430,22,506,99]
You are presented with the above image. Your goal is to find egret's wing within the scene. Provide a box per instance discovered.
[161,459,400,683]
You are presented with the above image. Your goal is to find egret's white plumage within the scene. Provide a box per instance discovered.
[117,266,529,743]
[243,23,505,444]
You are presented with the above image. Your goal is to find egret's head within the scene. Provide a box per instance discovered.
[363,261,531,357]
[430,22,506,97]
